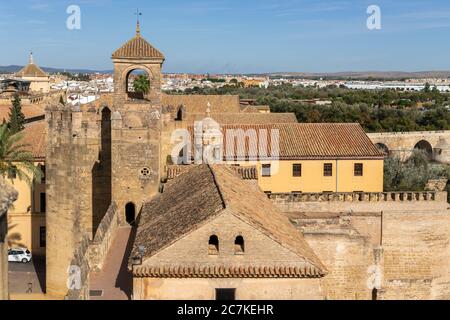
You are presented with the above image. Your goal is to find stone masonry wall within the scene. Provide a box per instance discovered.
[89,202,119,272]
[272,192,450,300]
[111,59,163,224]
[45,104,100,297]
[0,178,18,300]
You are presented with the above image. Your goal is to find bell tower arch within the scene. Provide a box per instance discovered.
[111,21,165,223]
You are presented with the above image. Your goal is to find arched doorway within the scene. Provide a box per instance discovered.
[175,106,184,121]
[126,69,150,100]
[375,143,389,156]
[125,202,136,225]
[414,140,433,159]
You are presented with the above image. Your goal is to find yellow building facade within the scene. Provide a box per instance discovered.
[6,163,46,256]
[249,159,383,193]
[191,122,385,194]
[4,121,47,257]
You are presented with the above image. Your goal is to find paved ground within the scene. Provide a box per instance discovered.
[8,256,46,295]
[89,226,135,300]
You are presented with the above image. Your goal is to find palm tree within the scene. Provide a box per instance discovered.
[0,124,42,185]
[133,74,150,95]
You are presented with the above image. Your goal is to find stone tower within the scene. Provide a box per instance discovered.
[111,21,165,224]
[45,103,100,297]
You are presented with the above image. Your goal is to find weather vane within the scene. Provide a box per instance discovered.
[135,8,142,24]
[134,8,142,35]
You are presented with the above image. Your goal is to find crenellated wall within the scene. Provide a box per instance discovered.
[269,191,448,214]
[45,103,101,298]
[270,191,450,300]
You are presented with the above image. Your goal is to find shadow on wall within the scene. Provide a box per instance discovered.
[92,107,112,235]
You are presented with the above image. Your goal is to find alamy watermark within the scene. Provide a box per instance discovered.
[367,5,382,30]
[67,265,82,290]
[66,5,81,30]
[170,118,280,173]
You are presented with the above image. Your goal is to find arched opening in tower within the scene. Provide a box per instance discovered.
[126,69,150,100]
[175,106,184,121]
[125,202,136,225]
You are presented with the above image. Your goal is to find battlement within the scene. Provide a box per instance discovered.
[269,191,449,214]
[45,103,100,141]
[269,191,447,203]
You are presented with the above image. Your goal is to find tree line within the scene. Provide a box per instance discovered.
[168,84,450,132]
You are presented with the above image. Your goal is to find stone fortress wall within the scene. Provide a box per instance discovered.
[270,191,450,300]
[367,130,450,163]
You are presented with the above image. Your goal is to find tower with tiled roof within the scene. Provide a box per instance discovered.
[110,19,165,225]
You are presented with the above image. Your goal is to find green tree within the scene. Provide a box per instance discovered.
[384,150,449,192]
[8,95,25,134]
[133,74,150,95]
[0,124,42,185]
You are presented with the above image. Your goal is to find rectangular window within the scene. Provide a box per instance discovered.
[324,163,333,177]
[40,226,46,247]
[293,164,302,177]
[354,163,363,176]
[216,288,236,301]
[40,193,46,213]
[261,164,271,177]
[40,165,46,183]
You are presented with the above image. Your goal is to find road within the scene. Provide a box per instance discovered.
[8,256,46,294]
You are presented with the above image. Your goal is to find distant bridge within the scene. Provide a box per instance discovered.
[367,130,450,162]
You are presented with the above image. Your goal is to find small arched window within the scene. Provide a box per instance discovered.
[175,106,183,121]
[125,202,136,225]
[208,235,219,255]
[234,236,244,254]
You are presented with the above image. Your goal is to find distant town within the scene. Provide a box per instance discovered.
[2,68,450,107]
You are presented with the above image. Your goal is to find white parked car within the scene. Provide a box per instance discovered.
[8,248,32,263]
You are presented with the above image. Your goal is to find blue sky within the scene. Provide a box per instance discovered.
[1,0,450,73]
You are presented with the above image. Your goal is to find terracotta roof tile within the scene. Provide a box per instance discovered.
[20,121,46,159]
[188,123,384,160]
[186,112,298,124]
[16,63,47,78]
[133,165,326,276]
[112,35,164,59]
[133,263,323,278]
[162,94,240,114]
[0,104,45,123]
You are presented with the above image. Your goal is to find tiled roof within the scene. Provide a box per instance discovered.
[188,123,384,160]
[186,112,298,124]
[16,63,47,78]
[210,164,325,272]
[132,165,326,277]
[162,94,241,114]
[20,121,46,159]
[166,165,258,180]
[133,263,323,278]
[112,34,164,59]
[0,104,45,123]
[133,165,225,261]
